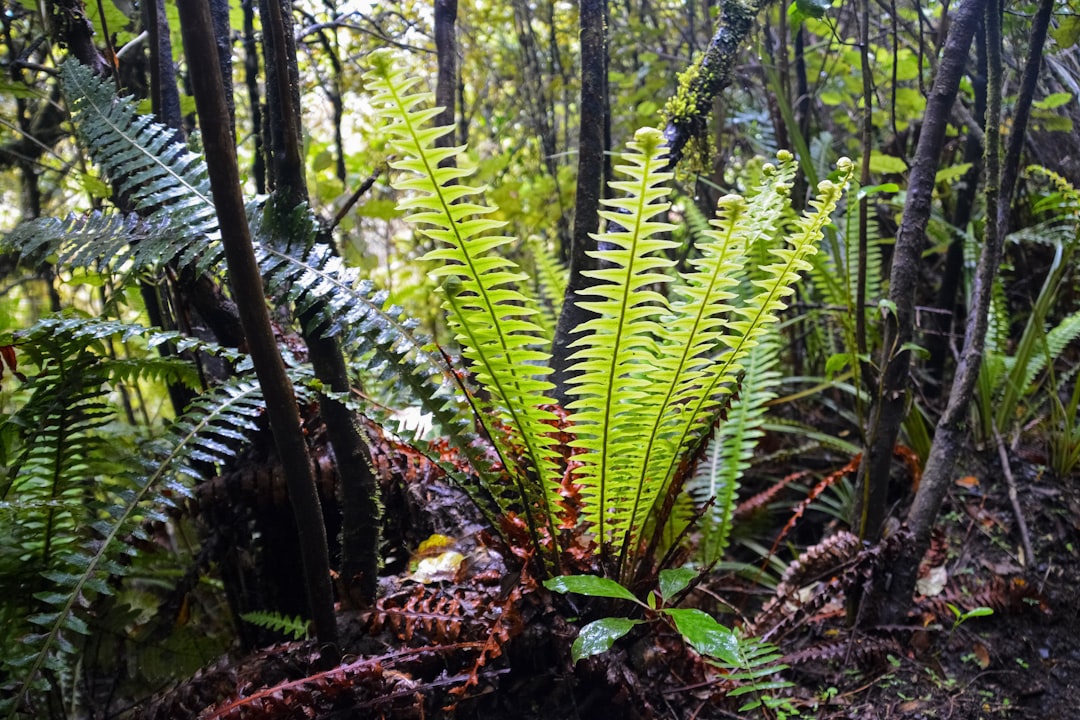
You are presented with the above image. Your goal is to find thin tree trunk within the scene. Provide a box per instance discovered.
[852,0,984,546]
[883,0,1055,622]
[434,0,457,146]
[259,0,306,207]
[926,25,985,392]
[550,0,608,404]
[243,0,266,194]
[177,0,340,661]
[259,0,382,608]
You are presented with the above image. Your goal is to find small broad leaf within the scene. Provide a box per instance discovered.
[795,0,830,19]
[544,575,639,602]
[1034,92,1073,110]
[1052,15,1080,49]
[857,182,900,200]
[824,352,851,375]
[658,568,697,601]
[664,608,740,665]
[962,606,994,620]
[571,618,643,662]
[869,152,908,175]
[934,163,973,185]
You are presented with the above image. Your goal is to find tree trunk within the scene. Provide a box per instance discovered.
[259,0,382,608]
[882,0,1055,623]
[177,0,340,661]
[852,0,984,547]
[550,0,608,404]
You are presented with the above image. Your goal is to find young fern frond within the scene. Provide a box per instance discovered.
[365,51,561,554]
[563,127,677,557]
[622,158,799,568]
[690,333,782,566]
[640,162,852,566]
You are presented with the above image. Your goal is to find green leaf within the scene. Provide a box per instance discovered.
[934,163,973,185]
[664,608,740,665]
[312,148,334,172]
[962,606,994,620]
[824,352,851,375]
[571,618,643,662]
[899,341,929,360]
[544,575,639,602]
[868,152,907,175]
[659,568,697,601]
[795,0,830,19]
[1052,15,1080,49]
[1034,92,1073,110]
[819,90,843,106]
[857,183,900,199]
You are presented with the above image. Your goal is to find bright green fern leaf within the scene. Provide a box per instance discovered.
[365,51,561,555]
[624,158,799,567]
[563,127,678,556]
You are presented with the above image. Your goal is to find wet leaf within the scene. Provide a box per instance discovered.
[664,608,739,665]
[544,575,638,602]
[571,618,642,662]
[659,568,696,601]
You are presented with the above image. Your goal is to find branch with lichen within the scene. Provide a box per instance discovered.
[662,0,774,169]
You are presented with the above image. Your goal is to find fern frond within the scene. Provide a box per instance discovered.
[674,164,851,458]
[240,611,311,640]
[366,51,560,553]
[257,239,511,518]
[2,211,151,269]
[5,372,264,718]
[690,333,782,565]
[2,63,220,275]
[1021,310,1080,396]
[58,60,221,272]
[526,234,567,332]
[626,159,798,564]
[563,127,677,555]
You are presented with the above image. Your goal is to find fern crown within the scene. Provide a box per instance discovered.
[367,51,853,576]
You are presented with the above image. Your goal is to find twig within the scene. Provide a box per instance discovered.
[992,424,1036,566]
[329,163,384,232]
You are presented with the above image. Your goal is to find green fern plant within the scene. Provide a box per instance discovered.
[973,167,1080,446]
[0,316,248,717]
[240,610,312,641]
[366,50,853,579]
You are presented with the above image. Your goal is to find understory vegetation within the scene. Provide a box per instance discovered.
[1,0,1079,717]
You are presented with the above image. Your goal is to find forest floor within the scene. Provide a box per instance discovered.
[804,456,1080,720]
[144,442,1080,720]
[444,449,1080,720]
